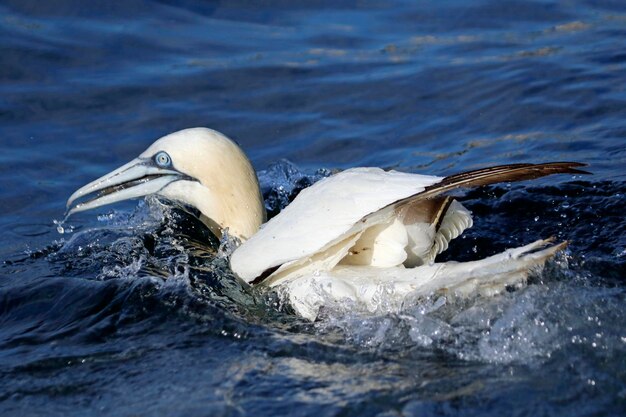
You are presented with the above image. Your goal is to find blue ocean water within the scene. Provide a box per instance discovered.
[1,1,625,415]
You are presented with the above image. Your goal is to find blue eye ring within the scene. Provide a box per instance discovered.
[154,151,172,168]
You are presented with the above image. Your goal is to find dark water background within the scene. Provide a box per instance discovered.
[1,1,625,416]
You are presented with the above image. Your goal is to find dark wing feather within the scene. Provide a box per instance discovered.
[253,162,588,285]
[399,162,589,205]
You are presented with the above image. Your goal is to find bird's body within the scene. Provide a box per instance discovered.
[230,167,446,283]
[66,128,588,320]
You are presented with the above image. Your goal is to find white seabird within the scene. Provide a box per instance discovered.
[66,128,588,320]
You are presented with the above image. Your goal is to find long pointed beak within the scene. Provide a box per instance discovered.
[66,158,186,217]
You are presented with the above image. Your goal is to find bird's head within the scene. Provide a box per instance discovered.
[66,127,266,241]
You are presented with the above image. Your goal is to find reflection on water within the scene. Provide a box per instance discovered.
[1,0,625,416]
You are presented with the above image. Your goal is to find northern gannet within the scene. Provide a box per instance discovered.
[66,128,588,320]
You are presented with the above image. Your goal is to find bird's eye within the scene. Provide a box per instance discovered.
[154,151,172,168]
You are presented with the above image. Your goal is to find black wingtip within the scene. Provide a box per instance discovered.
[569,168,592,175]
[543,161,592,176]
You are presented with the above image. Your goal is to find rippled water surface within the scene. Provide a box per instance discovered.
[1,1,625,416]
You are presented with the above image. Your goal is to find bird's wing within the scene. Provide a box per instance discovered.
[230,167,442,283]
[402,198,474,267]
[285,238,567,321]
[401,162,588,203]
[230,162,588,285]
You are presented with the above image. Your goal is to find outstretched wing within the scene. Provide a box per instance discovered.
[230,162,588,284]
[403,162,588,203]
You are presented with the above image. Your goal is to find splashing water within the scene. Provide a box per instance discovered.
[2,1,626,414]
[2,161,624,416]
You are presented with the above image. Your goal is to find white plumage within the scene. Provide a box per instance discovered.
[66,128,587,321]
[230,168,442,282]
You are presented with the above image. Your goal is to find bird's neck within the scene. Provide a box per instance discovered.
[192,169,266,242]
[204,185,266,242]
[180,132,267,242]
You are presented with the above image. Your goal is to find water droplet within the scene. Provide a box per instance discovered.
[53,219,73,234]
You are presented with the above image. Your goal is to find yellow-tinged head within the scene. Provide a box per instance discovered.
[66,127,266,240]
